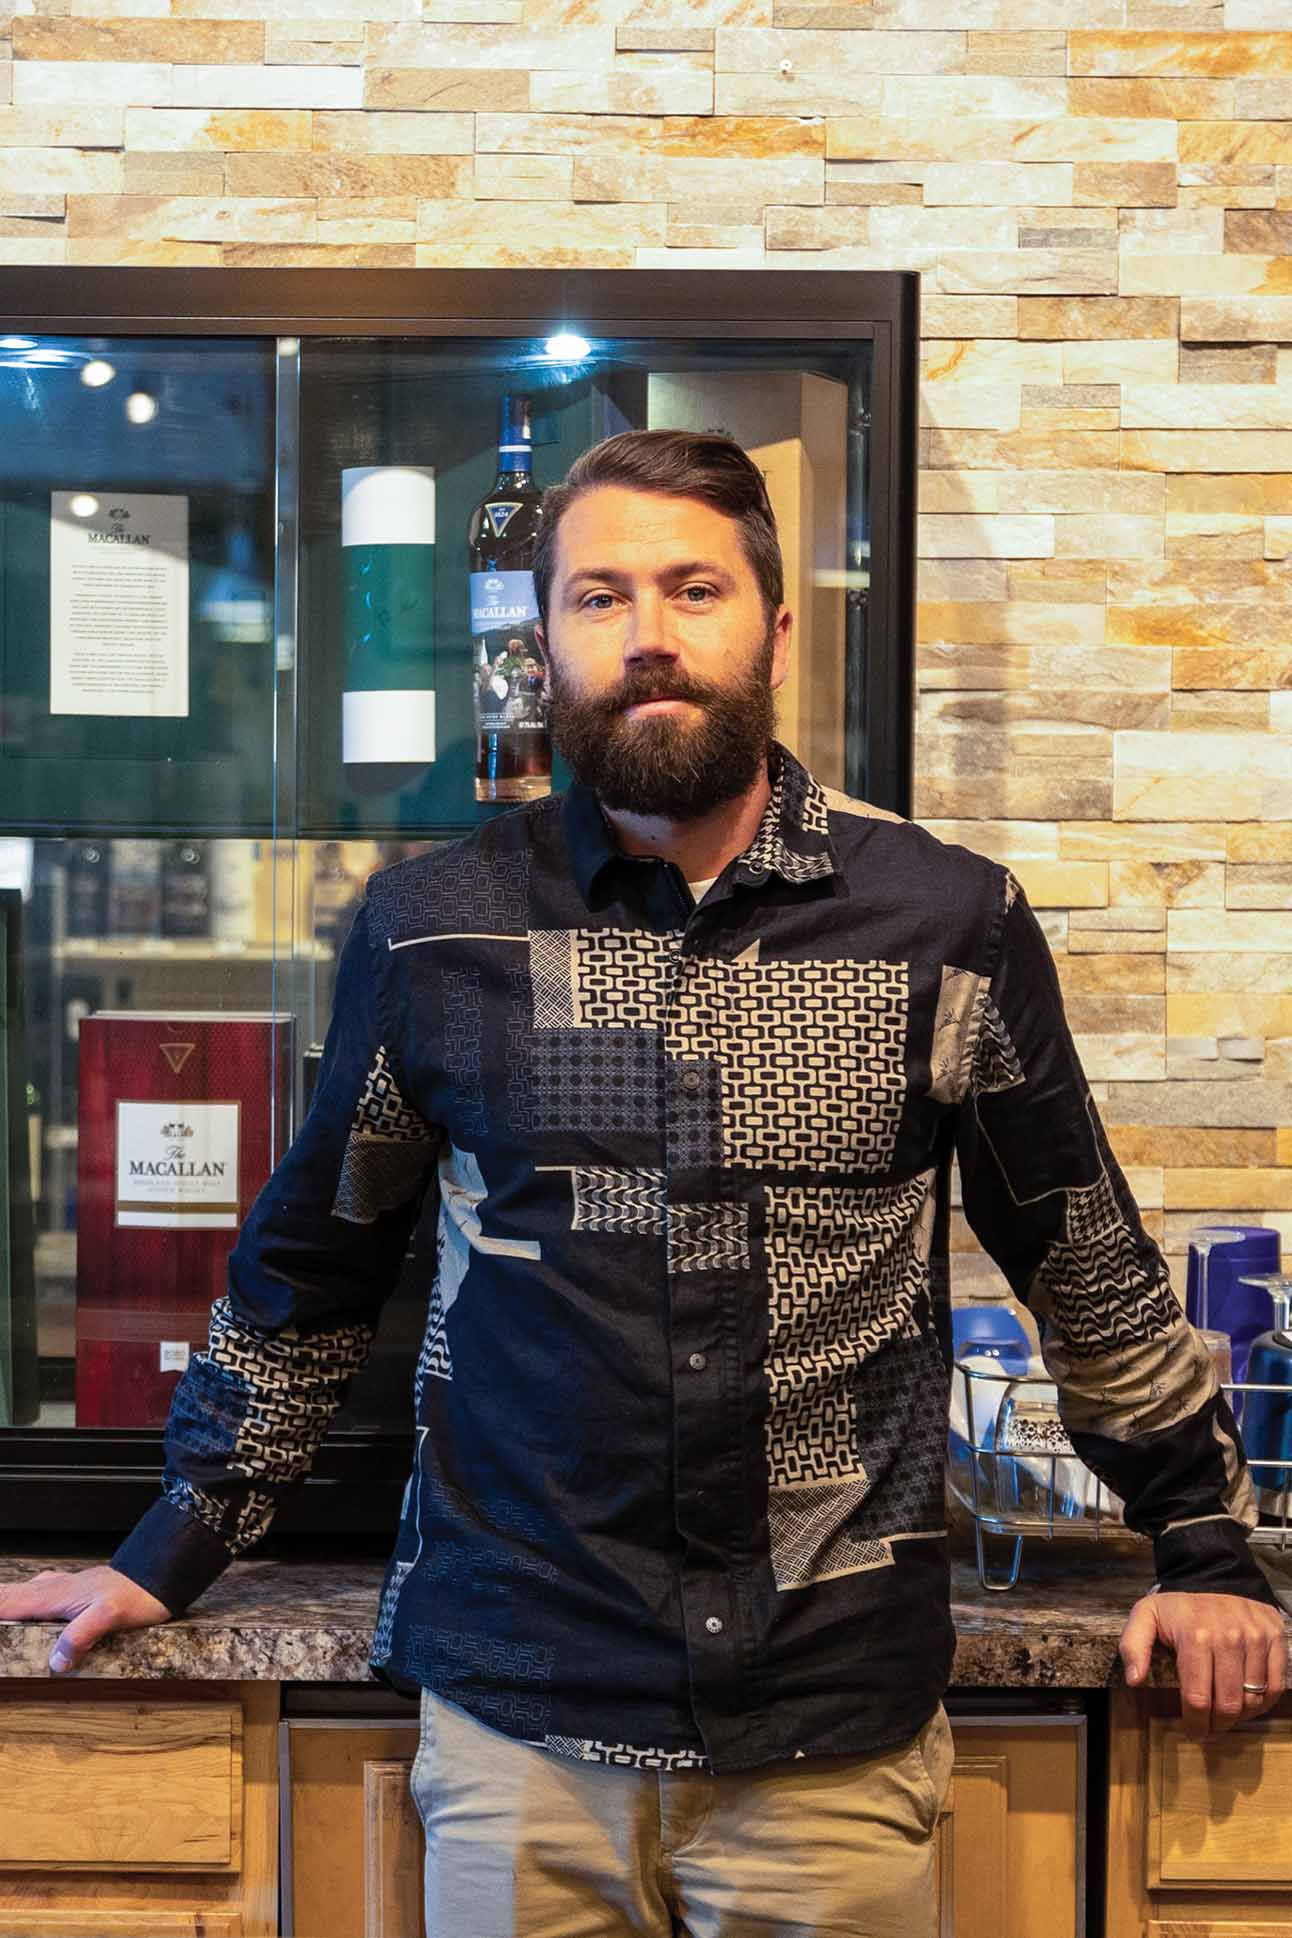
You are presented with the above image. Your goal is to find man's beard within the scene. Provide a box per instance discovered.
[547,626,778,820]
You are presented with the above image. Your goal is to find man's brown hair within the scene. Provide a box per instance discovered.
[531,428,784,626]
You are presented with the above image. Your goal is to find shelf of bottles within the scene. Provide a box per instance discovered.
[0,316,877,1451]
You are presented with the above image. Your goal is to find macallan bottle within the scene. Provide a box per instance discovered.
[468,393,549,802]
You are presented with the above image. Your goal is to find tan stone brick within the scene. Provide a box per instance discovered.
[316,199,415,241]
[919,513,1052,556]
[917,818,1061,860]
[1165,514,1265,558]
[414,197,665,266]
[1123,430,1292,472]
[825,181,922,207]
[1182,297,1292,340]
[66,238,215,264]
[13,61,173,107]
[0,106,124,146]
[1122,253,1292,296]
[470,153,569,200]
[916,600,1103,648]
[424,0,523,17]
[1068,77,1234,118]
[1110,859,1226,905]
[367,69,529,109]
[125,150,224,194]
[965,31,1067,74]
[1179,180,1276,207]
[936,250,1117,296]
[368,21,609,67]
[715,70,883,114]
[1266,515,1292,558]
[1062,822,1230,862]
[1074,1035,1166,1080]
[916,559,1009,602]
[265,24,363,65]
[1167,473,1292,514]
[1058,953,1166,993]
[873,208,1019,252]
[920,296,1018,337]
[925,690,1166,734]
[1069,30,1292,75]
[573,152,820,205]
[1071,927,1165,953]
[67,192,317,242]
[1109,555,1285,604]
[1173,645,1291,687]
[1227,864,1292,909]
[765,205,870,250]
[1012,859,1109,907]
[1023,382,1120,407]
[1170,687,1270,726]
[1073,162,1178,205]
[617,26,716,50]
[1227,209,1292,252]
[1165,1169,1292,1210]
[1179,344,1277,383]
[472,113,816,162]
[998,468,1163,515]
[223,241,415,265]
[312,111,472,152]
[11,18,261,60]
[923,342,1060,386]
[226,152,466,196]
[716,24,962,70]
[126,107,312,148]
[1229,827,1292,866]
[1019,296,1178,339]
[913,773,1113,819]
[826,115,1176,164]
[1121,207,1227,254]
[917,471,1001,513]
[1067,995,1165,1035]
[924,429,1122,472]
[1236,79,1292,117]
[666,211,763,250]
[1168,951,1292,991]
[1019,204,1118,232]
[1127,382,1292,431]
[538,71,714,114]
[1112,1125,1275,1166]
[1115,773,1264,820]
[1170,907,1292,952]
[1054,516,1163,559]
[1180,121,1292,164]
[171,63,362,108]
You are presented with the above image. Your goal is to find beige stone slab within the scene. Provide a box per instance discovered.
[172,0,415,13]
[1115,772,1264,819]
[368,21,612,66]
[916,600,1105,646]
[1109,859,1226,905]
[1107,557,1285,602]
[226,153,469,196]
[0,191,63,219]
[922,640,1172,691]
[415,197,666,264]
[0,106,124,145]
[871,208,1018,251]
[1170,686,1270,724]
[1113,1123,1276,1165]
[478,112,821,157]
[225,240,414,264]
[1119,206,1226,251]
[1228,863,1292,909]
[0,233,64,261]
[1058,952,1166,992]
[1172,645,1292,687]
[265,24,363,63]
[1272,691,1292,730]
[1070,29,1292,75]
[1019,295,1178,339]
[1123,430,1292,472]
[11,18,261,59]
[825,116,1177,164]
[1166,1168,1292,1209]
[1179,344,1277,382]
[1068,77,1235,119]
[713,72,877,113]
[761,205,866,249]
[573,153,821,205]
[125,150,224,194]
[1123,381,1292,429]
[937,250,1117,296]
[925,691,1167,735]
[67,192,317,242]
[538,70,714,113]
[67,238,219,264]
[914,559,1009,601]
[473,152,572,199]
[1075,905,1164,936]
[878,74,1070,115]
[1062,822,1230,862]
[1182,297,1292,340]
[916,162,1071,205]
[171,63,362,107]
[1020,405,1121,435]
[1120,727,1292,787]
[877,0,1124,21]
[0,147,123,192]
[316,199,415,240]
[1070,928,1166,953]
[1180,121,1292,164]
[1227,208,1292,252]
[924,428,1121,469]
[964,29,1066,73]
[667,215,765,250]
[917,727,1113,776]
[922,341,1060,385]
[1073,161,1179,206]
[1066,996,1166,1036]
[1071,1036,1165,1081]
[917,817,1060,859]
[1166,473,1292,513]
[424,0,524,16]
[1121,252,1291,295]
[1059,343,1175,385]
[919,386,1020,432]
[1054,516,1164,559]
[825,181,922,206]
[617,26,717,50]
[1019,203,1118,232]
[1011,858,1109,906]
[1007,557,1110,600]
[715,26,963,68]
[996,467,1165,513]
[1235,79,1292,117]
[917,513,1053,557]
[126,107,312,148]
[367,68,531,108]
[1228,0,1292,20]
[13,60,173,106]
[1179,181,1276,206]
[1266,515,1292,559]
[312,110,472,151]
[1167,950,1292,991]
[917,471,1001,513]
[919,295,1018,337]
[912,772,1113,818]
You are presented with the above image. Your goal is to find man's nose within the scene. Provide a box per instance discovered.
[623,591,678,662]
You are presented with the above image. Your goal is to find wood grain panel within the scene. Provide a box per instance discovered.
[286,1721,422,1938]
[1150,1720,1292,1889]
[947,1752,1008,1938]
[363,1760,423,1938]
[0,1914,241,1934]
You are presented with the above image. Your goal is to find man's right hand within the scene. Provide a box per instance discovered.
[0,1567,172,1674]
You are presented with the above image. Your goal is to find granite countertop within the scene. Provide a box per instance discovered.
[3,1534,1289,1685]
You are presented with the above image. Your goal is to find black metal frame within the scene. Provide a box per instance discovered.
[0,266,920,1533]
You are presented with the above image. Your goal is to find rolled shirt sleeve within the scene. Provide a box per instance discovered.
[954,873,1277,1606]
[110,901,442,1615]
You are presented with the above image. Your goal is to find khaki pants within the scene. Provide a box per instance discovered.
[408,1690,954,1938]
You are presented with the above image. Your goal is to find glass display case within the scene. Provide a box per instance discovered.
[0,267,919,1531]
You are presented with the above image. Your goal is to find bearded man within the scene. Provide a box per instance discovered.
[3,430,1283,1938]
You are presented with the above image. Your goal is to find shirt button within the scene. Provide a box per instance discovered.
[688,1351,708,1371]
[705,1616,724,1636]
[680,1067,703,1092]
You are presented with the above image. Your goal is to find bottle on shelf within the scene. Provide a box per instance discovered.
[107,840,161,939]
[468,392,549,803]
[63,840,110,940]
[161,839,211,940]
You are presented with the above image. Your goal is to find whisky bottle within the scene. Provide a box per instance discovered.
[468,393,548,802]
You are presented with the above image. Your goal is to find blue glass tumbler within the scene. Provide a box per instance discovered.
[1237,1275,1292,1508]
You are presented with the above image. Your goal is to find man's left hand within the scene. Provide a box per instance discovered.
[1119,1591,1288,1739]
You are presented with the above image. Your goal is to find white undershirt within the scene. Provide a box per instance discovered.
[688,876,718,904]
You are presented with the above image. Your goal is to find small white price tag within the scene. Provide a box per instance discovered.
[159,1340,191,1373]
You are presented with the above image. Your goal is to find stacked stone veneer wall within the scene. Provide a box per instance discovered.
[2,2,1290,1298]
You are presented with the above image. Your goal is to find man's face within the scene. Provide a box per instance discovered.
[536,485,791,820]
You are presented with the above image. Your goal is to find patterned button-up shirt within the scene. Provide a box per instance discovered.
[113,745,1274,1773]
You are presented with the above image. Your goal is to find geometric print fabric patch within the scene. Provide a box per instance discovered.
[530,928,679,1031]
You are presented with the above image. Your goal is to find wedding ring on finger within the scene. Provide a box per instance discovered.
[1243,1681,1269,1694]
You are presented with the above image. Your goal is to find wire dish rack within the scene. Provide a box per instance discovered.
[951,1358,1292,1592]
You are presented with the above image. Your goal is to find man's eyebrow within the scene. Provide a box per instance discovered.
[563,559,737,590]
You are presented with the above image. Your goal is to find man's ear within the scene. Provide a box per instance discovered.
[770,606,793,692]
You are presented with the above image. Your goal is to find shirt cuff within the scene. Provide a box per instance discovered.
[1152,1516,1280,1607]
[109,1495,237,1617]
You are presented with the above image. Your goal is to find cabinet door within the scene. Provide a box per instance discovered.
[947,1717,1085,1938]
[1149,1719,1292,1891]
[283,1720,423,1938]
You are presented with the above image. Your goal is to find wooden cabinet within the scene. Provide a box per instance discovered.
[943,1710,1086,1938]
[0,1682,277,1938]
[280,1719,422,1938]
[1108,1687,1292,1938]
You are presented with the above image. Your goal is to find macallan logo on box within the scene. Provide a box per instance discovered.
[116,1099,240,1229]
[127,1119,229,1181]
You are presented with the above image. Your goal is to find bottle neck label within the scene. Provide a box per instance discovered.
[470,569,539,633]
[484,499,525,538]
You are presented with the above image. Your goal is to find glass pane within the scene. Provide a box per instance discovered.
[0,334,283,1432]
[298,332,873,837]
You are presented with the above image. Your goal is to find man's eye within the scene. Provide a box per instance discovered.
[580,592,616,610]
[681,585,716,603]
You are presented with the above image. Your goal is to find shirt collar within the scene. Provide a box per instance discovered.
[561,741,840,909]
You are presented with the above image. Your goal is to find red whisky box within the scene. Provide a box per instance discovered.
[75,1011,293,1428]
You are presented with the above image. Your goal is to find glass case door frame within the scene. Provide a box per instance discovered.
[0,266,919,1534]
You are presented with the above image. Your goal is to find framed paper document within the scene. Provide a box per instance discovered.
[49,491,189,719]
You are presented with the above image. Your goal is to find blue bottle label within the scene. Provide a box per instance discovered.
[470,569,539,633]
